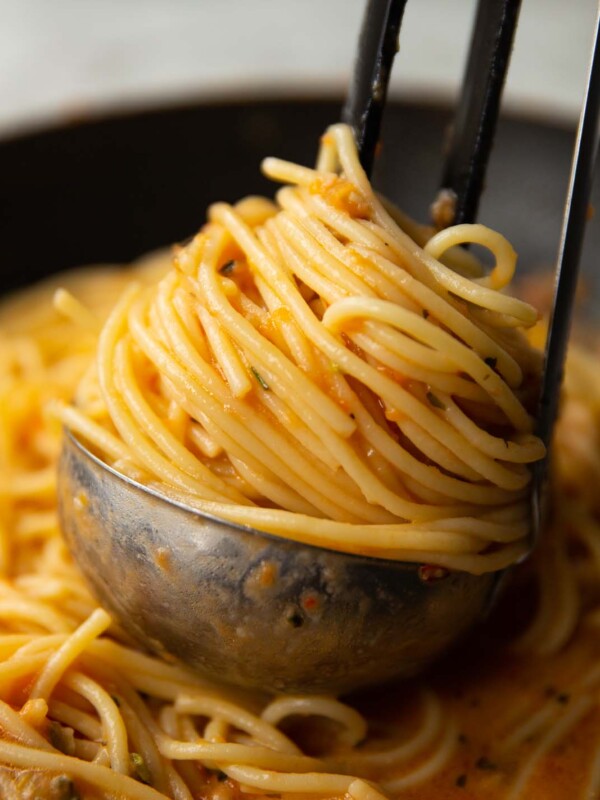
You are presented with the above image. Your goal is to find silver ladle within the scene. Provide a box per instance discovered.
[59,433,501,694]
[58,0,600,694]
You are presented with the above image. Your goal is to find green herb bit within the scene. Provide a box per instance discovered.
[426,391,446,410]
[52,775,81,800]
[475,756,497,771]
[130,752,152,785]
[48,720,75,755]
[286,611,304,628]
[250,367,270,390]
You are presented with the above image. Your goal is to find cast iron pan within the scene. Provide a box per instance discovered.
[0,98,597,297]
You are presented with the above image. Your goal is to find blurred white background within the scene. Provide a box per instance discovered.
[0,0,596,135]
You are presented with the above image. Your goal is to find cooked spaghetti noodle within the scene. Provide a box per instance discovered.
[62,124,544,574]
[1,249,600,798]
[2,125,600,799]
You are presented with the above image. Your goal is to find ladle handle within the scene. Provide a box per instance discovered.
[342,0,408,177]
[537,3,600,448]
[530,3,600,549]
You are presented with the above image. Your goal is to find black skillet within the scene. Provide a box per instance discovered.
[0,98,596,297]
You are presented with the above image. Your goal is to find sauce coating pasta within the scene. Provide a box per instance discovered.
[1,126,598,799]
[64,124,544,574]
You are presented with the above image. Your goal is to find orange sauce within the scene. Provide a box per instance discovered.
[343,577,600,798]
[309,176,371,219]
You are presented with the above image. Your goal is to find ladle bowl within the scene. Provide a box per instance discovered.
[59,432,502,694]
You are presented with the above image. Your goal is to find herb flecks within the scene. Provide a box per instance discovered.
[426,391,446,410]
[250,367,270,390]
[475,756,497,771]
[286,611,304,628]
[52,776,81,800]
[48,721,75,755]
[130,752,152,785]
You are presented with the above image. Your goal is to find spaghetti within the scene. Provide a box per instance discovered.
[1,126,600,798]
[63,124,544,574]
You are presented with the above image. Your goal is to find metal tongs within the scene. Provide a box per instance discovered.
[344,0,600,550]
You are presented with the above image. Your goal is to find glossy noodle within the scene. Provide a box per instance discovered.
[0,126,599,799]
[63,124,544,574]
